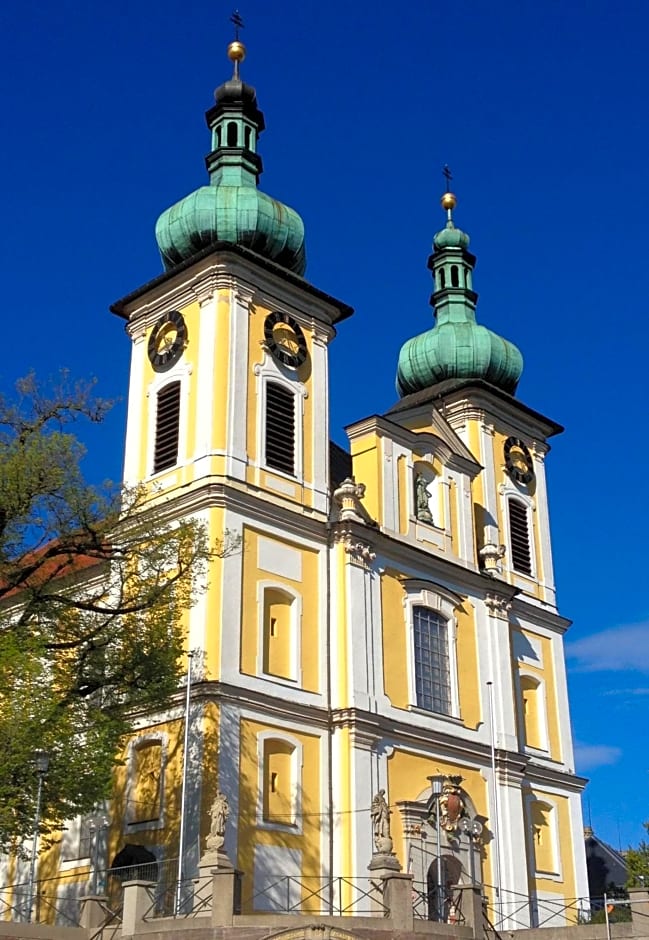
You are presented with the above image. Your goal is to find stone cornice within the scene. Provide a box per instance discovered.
[130,685,585,793]
[523,761,588,793]
[439,387,562,443]
[345,413,481,479]
[370,524,518,602]
[510,597,571,634]
[112,244,352,328]
[329,707,584,791]
[140,477,330,544]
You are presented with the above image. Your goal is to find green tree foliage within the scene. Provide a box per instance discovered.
[0,374,229,850]
[626,822,649,887]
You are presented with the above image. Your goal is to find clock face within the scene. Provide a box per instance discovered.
[504,436,534,485]
[264,311,308,368]
[148,310,188,372]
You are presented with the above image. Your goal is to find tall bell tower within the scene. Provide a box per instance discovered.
[101,38,588,927]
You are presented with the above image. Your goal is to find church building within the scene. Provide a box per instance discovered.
[20,32,590,929]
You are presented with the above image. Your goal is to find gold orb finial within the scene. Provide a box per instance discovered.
[227,40,246,63]
[441,192,457,211]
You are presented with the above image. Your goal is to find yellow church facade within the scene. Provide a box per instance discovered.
[5,34,589,931]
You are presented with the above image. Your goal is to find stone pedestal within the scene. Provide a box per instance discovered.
[194,848,241,925]
[629,887,649,935]
[381,872,414,931]
[453,885,485,939]
[79,895,108,930]
[368,852,402,917]
[122,880,155,934]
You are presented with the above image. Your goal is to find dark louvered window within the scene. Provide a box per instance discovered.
[265,382,295,476]
[153,382,181,473]
[509,499,532,575]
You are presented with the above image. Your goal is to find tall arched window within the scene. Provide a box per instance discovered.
[265,381,296,476]
[508,498,532,575]
[413,606,452,715]
[153,381,181,473]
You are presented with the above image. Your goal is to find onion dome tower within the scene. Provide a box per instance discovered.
[155,36,306,275]
[396,189,523,397]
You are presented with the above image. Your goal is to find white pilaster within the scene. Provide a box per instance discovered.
[193,293,217,465]
[494,765,531,928]
[123,330,146,486]
[310,330,330,514]
[532,449,556,607]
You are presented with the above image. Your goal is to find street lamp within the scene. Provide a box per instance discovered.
[457,816,483,884]
[26,749,50,923]
[428,775,445,922]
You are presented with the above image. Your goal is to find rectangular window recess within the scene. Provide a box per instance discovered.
[270,617,277,636]
[271,772,278,793]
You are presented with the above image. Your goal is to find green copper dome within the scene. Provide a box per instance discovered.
[396,194,523,397]
[155,45,306,275]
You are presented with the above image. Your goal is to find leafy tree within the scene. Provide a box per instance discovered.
[0,374,231,851]
[626,822,649,887]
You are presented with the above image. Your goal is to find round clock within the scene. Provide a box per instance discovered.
[264,311,307,368]
[148,310,188,372]
[504,436,534,485]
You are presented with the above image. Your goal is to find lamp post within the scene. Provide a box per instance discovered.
[88,813,110,895]
[429,775,445,922]
[26,749,50,923]
[458,816,483,885]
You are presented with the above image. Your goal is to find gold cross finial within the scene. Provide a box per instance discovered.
[230,10,244,39]
[440,165,457,220]
[227,11,246,78]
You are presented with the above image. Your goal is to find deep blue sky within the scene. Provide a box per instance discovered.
[2,1,647,854]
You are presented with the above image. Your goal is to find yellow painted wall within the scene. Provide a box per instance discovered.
[512,630,562,762]
[526,789,578,904]
[380,571,480,727]
[138,299,201,486]
[238,718,322,909]
[387,750,492,883]
[456,602,481,729]
[491,428,543,600]
[349,432,382,523]
[240,527,320,691]
[381,570,408,709]
[203,506,227,680]
[246,300,314,499]
[212,289,231,453]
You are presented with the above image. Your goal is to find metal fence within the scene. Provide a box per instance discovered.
[0,859,180,927]
[240,875,389,916]
[1,865,644,930]
[480,883,636,931]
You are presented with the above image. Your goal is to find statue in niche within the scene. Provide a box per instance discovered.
[371,789,393,854]
[415,473,433,523]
